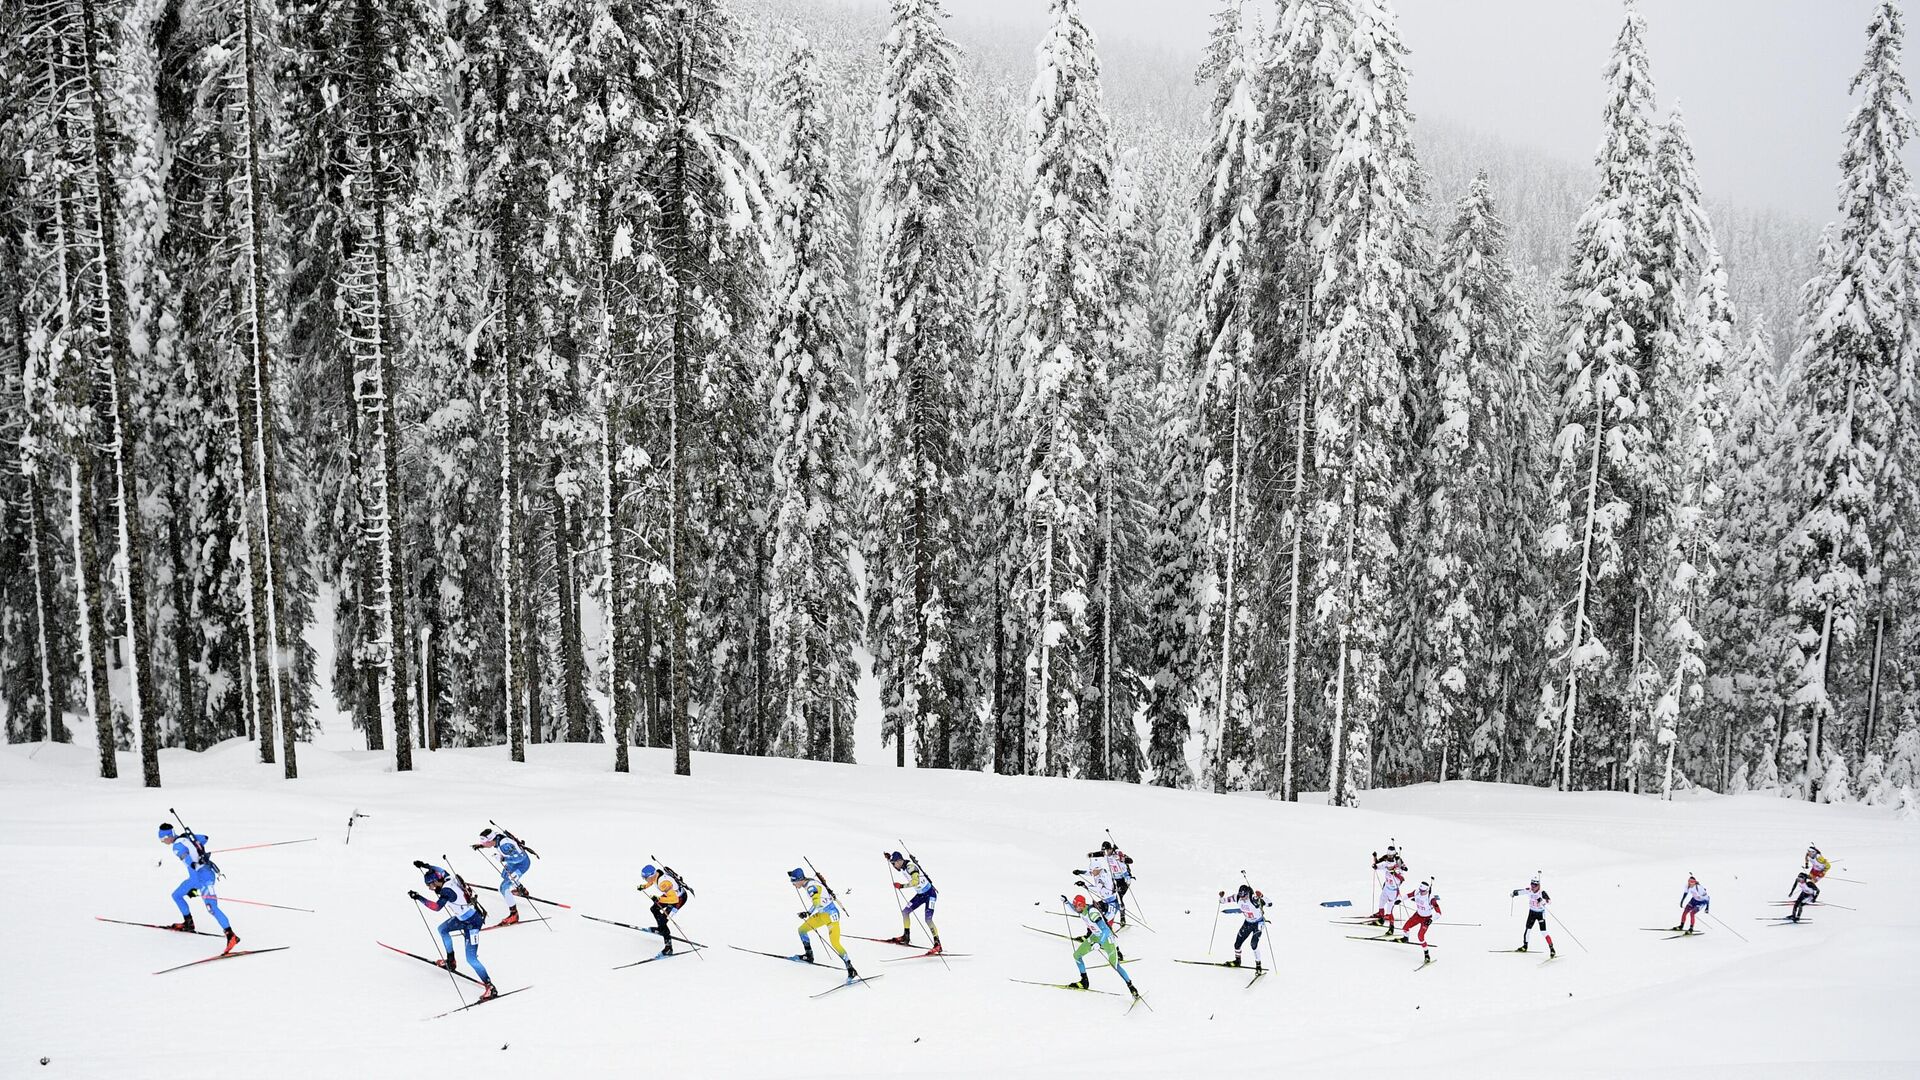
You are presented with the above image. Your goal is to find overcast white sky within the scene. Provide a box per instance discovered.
[924,0,1916,224]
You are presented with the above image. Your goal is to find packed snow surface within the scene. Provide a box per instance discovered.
[1,740,1912,1079]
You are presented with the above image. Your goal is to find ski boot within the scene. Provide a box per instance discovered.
[927,940,943,956]
[1255,959,1265,973]
[884,932,911,946]
[1671,925,1684,932]
[434,950,458,971]
[478,981,499,1002]
[660,942,675,957]
[1127,981,1140,999]
[1515,943,1529,953]
[1077,973,1090,990]
[1228,955,1241,968]
[797,948,816,964]
[222,928,241,955]
[165,916,196,933]
[512,885,531,899]
[497,909,521,928]
[845,963,860,981]
[1549,946,1558,958]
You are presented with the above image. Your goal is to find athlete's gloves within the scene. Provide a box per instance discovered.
[413,860,430,870]
[893,883,905,890]
[408,890,424,902]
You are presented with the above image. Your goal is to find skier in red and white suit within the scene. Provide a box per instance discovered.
[1399,879,1441,954]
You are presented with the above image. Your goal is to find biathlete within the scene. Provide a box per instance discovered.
[1674,874,1710,934]
[1510,874,1556,957]
[1399,879,1441,958]
[1065,893,1139,998]
[1803,845,1830,883]
[157,822,240,954]
[1370,846,1407,926]
[790,867,858,978]
[638,863,690,955]
[471,826,535,927]
[884,851,941,953]
[1217,884,1266,971]
[1095,841,1134,927]
[410,860,498,1000]
[1786,871,1820,923]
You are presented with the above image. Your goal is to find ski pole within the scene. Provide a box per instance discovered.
[207,838,318,855]
[413,889,467,1008]
[883,851,909,930]
[202,895,315,913]
[346,811,369,845]
[1548,909,1589,953]
[1706,911,1749,943]
[1207,893,1222,954]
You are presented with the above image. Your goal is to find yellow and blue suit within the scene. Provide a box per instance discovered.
[796,879,849,963]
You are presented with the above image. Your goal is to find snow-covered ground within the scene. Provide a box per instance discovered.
[2,740,1912,1079]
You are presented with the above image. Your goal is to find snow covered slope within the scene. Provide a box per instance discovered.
[2,741,1912,1079]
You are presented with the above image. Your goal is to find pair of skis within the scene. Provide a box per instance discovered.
[1174,957,1267,988]
[1640,926,1707,941]
[1009,978,1153,1012]
[379,942,532,1016]
[727,946,886,998]
[846,934,969,962]
[580,913,712,967]
[1488,946,1559,964]
[97,917,290,975]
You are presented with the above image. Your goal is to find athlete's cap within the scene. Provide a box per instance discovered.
[157,823,175,838]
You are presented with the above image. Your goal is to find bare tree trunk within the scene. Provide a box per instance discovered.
[667,113,693,777]
[240,0,296,778]
[77,0,161,786]
[555,483,589,742]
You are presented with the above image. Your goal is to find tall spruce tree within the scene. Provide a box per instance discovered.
[1540,2,1660,791]
[1011,0,1114,778]
[1781,0,1913,774]
[766,38,857,762]
[1308,0,1424,808]
[866,0,973,770]
[1410,174,1528,781]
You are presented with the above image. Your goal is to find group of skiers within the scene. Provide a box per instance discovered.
[1063,841,1140,999]
[145,820,1844,1005]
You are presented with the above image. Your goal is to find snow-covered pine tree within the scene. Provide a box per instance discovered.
[316,0,441,769]
[1540,1,1660,791]
[865,0,974,770]
[1638,104,1732,797]
[1409,173,1529,782]
[1307,0,1424,808]
[546,0,666,768]
[1704,327,1794,788]
[648,0,768,777]
[1251,0,1341,799]
[1656,248,1732,798]
[1187,0,1266,793]
[0,62,75,744]
[168,0,308,776]
[1780,0,1914,778]
[1011,0,1115,778]
[766,37,857,762]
